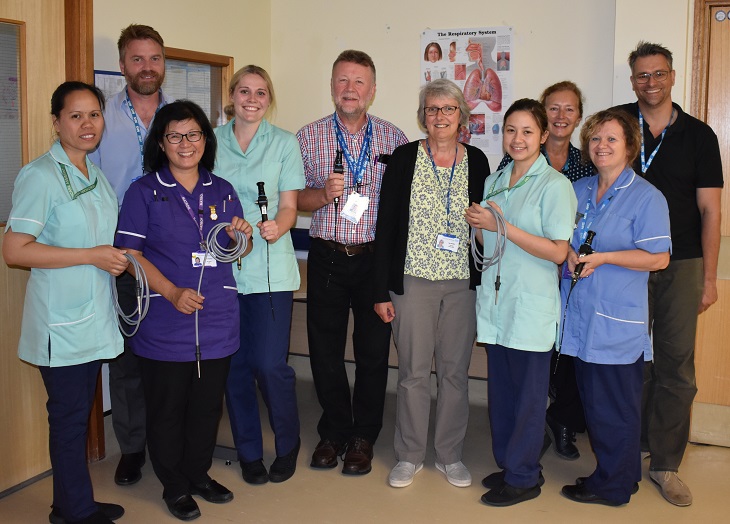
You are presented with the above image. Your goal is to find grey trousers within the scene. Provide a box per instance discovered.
[391,275,476,465]
[644,258,703,472]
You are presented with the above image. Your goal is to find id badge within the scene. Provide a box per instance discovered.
[192,251,217,268]
[435,233,459,253]
[340,192,369,224]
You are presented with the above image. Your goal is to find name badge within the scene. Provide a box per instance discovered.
[340,192,369,224]
[435,233,459,253]
[192,251,217,268]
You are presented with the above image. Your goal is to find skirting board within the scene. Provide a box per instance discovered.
[690,402,730,448]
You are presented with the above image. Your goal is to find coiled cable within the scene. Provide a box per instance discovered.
[470,202,508,304]
[113,253,151,337]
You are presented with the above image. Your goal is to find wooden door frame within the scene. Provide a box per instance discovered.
[690,0,730,119]
[64,0,105,462]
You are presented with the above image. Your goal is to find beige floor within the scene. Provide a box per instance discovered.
[2,355,730,523]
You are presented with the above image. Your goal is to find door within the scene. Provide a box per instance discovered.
[690,0,730,447]
[0,0,68,493]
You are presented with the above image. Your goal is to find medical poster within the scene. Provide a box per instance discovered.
[421,27,512,156]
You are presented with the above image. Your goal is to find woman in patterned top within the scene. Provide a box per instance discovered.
[373,79,490,489]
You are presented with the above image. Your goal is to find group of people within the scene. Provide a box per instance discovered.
[2,21,722,524]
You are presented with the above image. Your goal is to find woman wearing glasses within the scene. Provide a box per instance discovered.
[373,79,490,489]
[115,100,252,521]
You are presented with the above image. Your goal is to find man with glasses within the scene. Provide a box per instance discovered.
[297,50,407,476]
[616,41,723,507]
[90,23,168,487]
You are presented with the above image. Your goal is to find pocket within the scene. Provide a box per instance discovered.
[48,299,98,358]
[586,299,647,354]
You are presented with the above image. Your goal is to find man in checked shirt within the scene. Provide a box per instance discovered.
[297,49,408,476]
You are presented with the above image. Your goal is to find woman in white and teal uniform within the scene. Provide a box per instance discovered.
[215,65,305,484]
[3,82,128,524]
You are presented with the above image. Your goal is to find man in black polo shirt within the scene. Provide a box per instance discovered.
[616,41,723,507]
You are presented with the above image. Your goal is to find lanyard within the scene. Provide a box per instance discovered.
[59,164,97,200]
[577,182,622,242]
[125,88,162,177]
[485,168,533,200]
[638,108,674,174]
[425,140,457,231]
[333,113,372,188]
[179,191,206,249]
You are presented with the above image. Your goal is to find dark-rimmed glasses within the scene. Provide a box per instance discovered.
[164,131,204,144]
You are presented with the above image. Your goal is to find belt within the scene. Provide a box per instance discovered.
[317,238,374,256]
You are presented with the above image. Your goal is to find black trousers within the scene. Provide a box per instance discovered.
[547,352,586,433]
[306,238,391,444]
[139,355,231,500]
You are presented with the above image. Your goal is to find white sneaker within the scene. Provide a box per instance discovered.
[389,461,423,488]
[650,470,692,506]
[435,461,472,487]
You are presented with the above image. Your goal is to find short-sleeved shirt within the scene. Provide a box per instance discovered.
[115,165,243,362]
[614,102,723,260]
[559,168,672,364]
[475,154,577,351]
[89,88,169,206]
[404,146,470,281]
[6,141,123,366]
[214,118,305,294]
[297,113,408,244]
[497,143,595,183]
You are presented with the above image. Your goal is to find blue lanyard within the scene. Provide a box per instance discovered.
[577,186,617,243]
[638,108,674,174]
[333,113,372,188]
[124,89,147,177]
[425,140,457,231]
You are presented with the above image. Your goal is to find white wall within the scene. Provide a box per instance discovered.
[93,0,271,74]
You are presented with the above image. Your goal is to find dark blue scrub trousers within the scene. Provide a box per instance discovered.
[487,344,551,489]
[40,360,102,522]
[225,292,300,461]
[576,357,643,504]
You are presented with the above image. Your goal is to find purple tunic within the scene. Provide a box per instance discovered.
[115,165,243,362]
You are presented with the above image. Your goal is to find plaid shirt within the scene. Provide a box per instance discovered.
[297,113,408,244]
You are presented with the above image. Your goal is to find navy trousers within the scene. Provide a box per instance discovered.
[487,345,551,489]
[225,291,300,461]
[576,357,643,504]
[40,360,101,522]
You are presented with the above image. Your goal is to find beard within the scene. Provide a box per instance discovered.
[127,70,164,96]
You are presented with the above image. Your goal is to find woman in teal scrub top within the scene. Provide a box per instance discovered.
[3,81,127,523]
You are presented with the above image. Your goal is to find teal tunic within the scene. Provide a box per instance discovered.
[475,154,577,352]
[5,141,123,366]
[214,119,305,294]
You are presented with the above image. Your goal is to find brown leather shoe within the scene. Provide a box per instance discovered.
[310,439,343,469]
[342,437,373,475]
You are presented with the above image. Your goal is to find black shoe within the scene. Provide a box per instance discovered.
[481,470,545,490]
[240,459,269,485]
[342,436,373,476]
[114,451,145,485]
[562,483,623,506]
[310,439,343,469]
[190,479,234,504]
[164,495,200,521]
[576,476,639,495]
[269,438,300,483]
[49,503,124,524]
[546,414,579,460]
[481,483,541,506]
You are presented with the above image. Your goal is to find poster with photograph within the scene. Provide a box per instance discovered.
[421,27,512,156]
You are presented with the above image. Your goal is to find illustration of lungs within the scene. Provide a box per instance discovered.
[463,68,502,112]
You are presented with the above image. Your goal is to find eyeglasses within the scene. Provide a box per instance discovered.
[633,70,670,84]
[164,130,204,144]
[424,105,459,116]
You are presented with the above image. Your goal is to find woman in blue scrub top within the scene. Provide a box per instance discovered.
[115,100,252,521]
[215,65,304,485]
[558,109,670,506]
[465,98,577,507]
[3,81,127,524]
